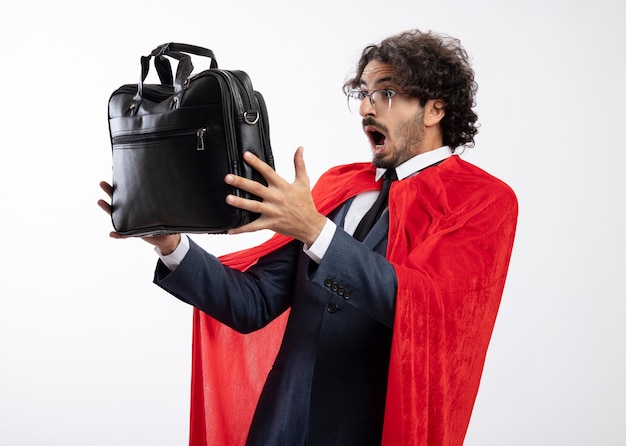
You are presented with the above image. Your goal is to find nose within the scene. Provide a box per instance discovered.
[359,96,376,117]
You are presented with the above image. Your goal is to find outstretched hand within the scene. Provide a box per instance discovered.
[97,181,181,255]
[225,147,327,246]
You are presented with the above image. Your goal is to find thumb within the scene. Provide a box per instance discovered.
[293,146,309,185]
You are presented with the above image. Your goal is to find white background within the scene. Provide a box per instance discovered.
[1,0,625,445]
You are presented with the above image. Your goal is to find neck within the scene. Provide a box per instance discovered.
[417,126,443,155]
[412,131,444,157]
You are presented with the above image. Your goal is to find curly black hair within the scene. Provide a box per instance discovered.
[343,30,479,149]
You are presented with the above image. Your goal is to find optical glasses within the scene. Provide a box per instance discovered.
[346,88,401,114]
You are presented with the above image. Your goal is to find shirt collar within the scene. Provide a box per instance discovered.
[374,145,454,181]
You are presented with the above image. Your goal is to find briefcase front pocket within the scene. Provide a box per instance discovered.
[111,122,242,235]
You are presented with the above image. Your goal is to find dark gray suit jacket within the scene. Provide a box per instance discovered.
[154,201,398,446]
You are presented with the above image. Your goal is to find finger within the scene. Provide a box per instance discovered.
[293,146,309,185]
[97,198,112,216]
[227,220,263,235]
[242,151,281,184]
[109,231,128,240]
[225,173,268,198]
[225,193,264,214]
[99,181,113,198]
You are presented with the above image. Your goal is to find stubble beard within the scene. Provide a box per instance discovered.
[373,111,425,169]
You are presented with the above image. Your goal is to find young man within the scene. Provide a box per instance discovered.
[100,29,517,446]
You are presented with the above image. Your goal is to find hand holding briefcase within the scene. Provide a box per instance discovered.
[107,42,274,236]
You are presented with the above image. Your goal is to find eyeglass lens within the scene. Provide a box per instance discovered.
[347,90,391,114]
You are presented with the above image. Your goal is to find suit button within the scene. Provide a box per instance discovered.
[327,303,339,313]
[331,282,338,292]
[324,278,333,287]
[343,290,351,300]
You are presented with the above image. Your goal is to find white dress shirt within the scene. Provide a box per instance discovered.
[303,145,453,262]
[158,146,453,269]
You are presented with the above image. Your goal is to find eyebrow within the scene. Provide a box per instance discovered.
[359,76,394,89]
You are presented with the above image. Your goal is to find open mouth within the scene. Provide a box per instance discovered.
[364,125,387,152]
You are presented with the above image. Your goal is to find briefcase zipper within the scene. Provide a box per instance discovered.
[212,71,245,116]
[227,71,260,124]
[112,84,174,103]
[213,70,262,125]
[196,127,206,150]
[209,74,238,162]
[112,128,205,149]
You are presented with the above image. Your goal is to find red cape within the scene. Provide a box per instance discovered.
[188,155,518,445]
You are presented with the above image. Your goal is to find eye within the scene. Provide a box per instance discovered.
[382,89,396,98]
[348,89,366,100]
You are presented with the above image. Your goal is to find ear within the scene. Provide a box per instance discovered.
[423,99,446,127]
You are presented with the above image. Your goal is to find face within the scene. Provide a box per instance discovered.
[358,60,425,168]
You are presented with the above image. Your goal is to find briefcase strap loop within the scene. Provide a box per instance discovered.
[243,111,260,125]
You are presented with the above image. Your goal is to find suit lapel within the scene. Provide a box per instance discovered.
[361,210,389,255]
[330,198,389,256]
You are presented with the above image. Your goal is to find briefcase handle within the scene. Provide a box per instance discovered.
[151,43,219,85]
[134,43,219,102]
[151,42,218,66]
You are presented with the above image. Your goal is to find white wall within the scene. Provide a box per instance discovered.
[1,0,624,444]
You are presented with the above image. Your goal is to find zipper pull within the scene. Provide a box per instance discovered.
[197,127,206,150]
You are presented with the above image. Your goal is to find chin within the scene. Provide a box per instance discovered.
[372,154,394,169]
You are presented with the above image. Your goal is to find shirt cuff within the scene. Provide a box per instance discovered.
[155,234,190,271]
[303,218,336,264]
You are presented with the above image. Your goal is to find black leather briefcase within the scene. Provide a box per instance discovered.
[107,42,273,236]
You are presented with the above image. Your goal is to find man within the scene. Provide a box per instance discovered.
[99,29,517,446]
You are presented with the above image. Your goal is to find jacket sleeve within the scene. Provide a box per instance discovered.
[154,237,300,333]
[307,227,398,328]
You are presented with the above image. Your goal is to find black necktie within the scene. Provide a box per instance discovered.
[352,168,397,242]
